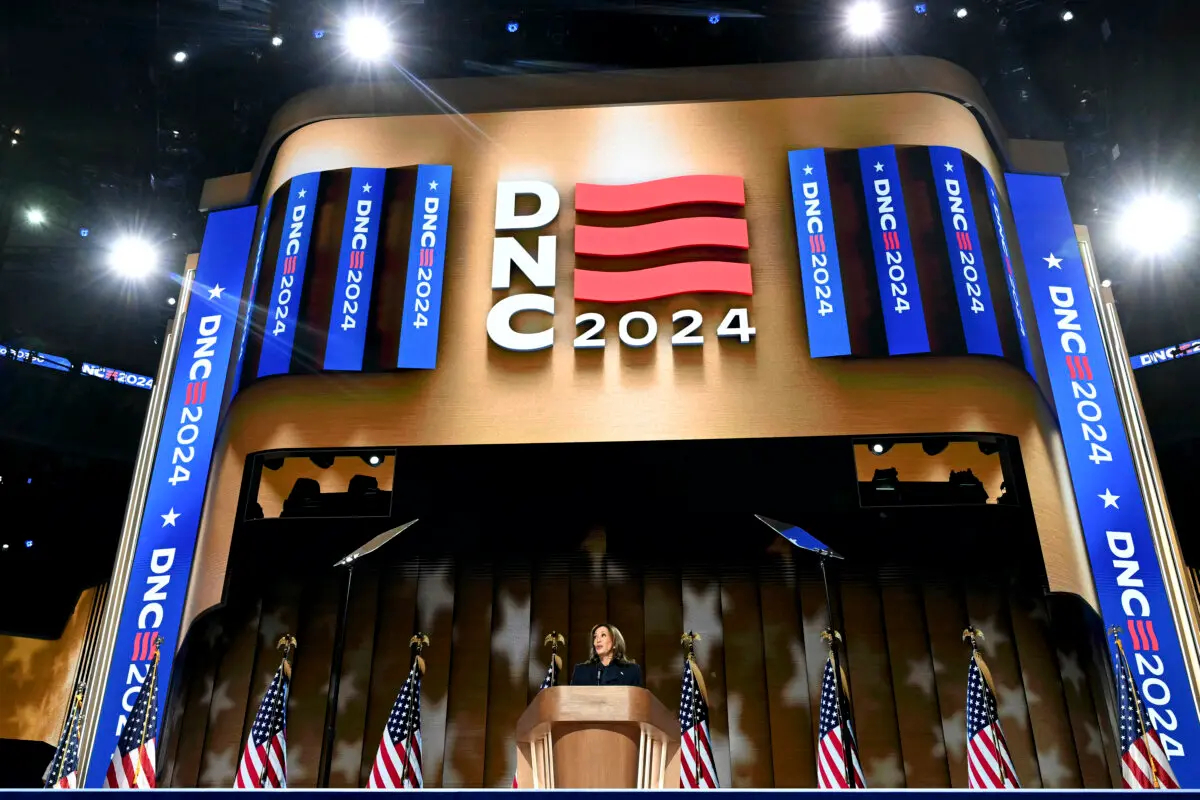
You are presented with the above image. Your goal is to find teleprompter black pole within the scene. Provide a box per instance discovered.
[318,561,354,788]
[819,555,853,790]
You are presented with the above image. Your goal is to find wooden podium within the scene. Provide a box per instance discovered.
[513,686,681,789]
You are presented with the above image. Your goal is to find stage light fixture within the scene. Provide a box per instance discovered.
[847,1,885,36]
[1,544,8,551]
[311,454,336,469]
[1118,195,1190,255]
[9,139,16,146]
[344,15,393,61]
[1101,279,1112,288]
[507,20,519,32]
[368,454,381,466]
[167,296,177,306]
[955,7,968,19]
[272,35,284,46]
[173,50,188,63]
[708,13,721,24]
[914,3,927,13]
[1061,9,1074,21]
[108,236,159,279]
[313,29,325,39]
[872,443,884,454]
[25,540,33,548]
[25,208,46,226]
[79,227,89,238]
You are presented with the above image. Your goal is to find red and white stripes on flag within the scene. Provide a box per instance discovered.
[816,654,866,789]
[679,654,718,789]
[104,642,161,789]
[1115,633,1180,789]
[234,661,289,789]
[966,652,1020,789]
[367,658,423,789]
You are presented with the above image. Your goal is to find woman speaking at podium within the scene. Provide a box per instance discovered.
[571,623,643,687]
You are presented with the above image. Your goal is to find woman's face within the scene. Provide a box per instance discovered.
[593,626,614,659]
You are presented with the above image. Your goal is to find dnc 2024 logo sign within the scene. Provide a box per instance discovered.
[486,175,758,352]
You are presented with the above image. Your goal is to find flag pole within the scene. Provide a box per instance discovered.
[399,633,429,788]
[132,636,163,788]
[318,520,418,787]
[50,683,86,788]
[259,635,297,789]
[818,555,853,790]
[1111,625,1161,789]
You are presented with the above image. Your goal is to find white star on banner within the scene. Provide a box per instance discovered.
[874,162,885,173]
[804,165,814,176]
[208,284,225,300]
[429,180,438,190]
[1045,252,1064,269]
[297,189,307,199]
[162,508,181,527]
[945,162,955,172]
[362,183,372,193]
[1100,489,1120,508]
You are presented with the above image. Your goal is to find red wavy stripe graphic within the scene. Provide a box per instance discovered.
[575,217,748,257]
[574,261,753,303]
[575,175,745,214]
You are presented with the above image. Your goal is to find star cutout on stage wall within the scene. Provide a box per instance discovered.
[874,162,885,173]
[1100,489,1120,509]
[208,284,225,300]
[162,508,180,527]
[1045,253,1063,269]
[803,165,814,176]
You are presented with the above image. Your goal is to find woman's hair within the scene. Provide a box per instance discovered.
[586,623,636,664]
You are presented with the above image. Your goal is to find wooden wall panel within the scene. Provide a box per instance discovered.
[239,582,303,770]
[965,586,1042,787]
[527,555,569,698]
[840,571,905,787]
[759,551,815,788]
[413,557,455,787]
[1008,591,1084,788]
[720,568,774,787]
[441,562,493,787]
[683,570,732,786]
[880,573,950,788]
[483,564,532,787]
[359,562,420,786]
[196,597,261,787]
[922,581,971,789]
[164,625,220,787]
[328,570,380,787]
[569,527,608,671]
[607,556,645,675]
[285,574,340,788]
[643,566,683,711]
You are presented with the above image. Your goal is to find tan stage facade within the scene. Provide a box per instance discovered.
[66,57,1200,788]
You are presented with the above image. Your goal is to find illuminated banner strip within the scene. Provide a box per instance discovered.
[788,149,851,358]
[86,206,256,786]
[928,147,1003,357]
[81,363,154,390]
[230,196,273,398]
[397,165,453,370]
[983,172,1037,378]
[0,345,72,372]
[1132,339,1200,370]
[258,172,320,377]
[858,146,930,355]
[325,167,386,371]
[1007,173,1200,786]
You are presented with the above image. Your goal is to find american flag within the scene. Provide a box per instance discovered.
[1115,635,1179,789]
[679,654,718,789]
[45,690,84,789]
[513,658,559,788]
[966,653,1020,788]
[103,645,161,789]
[816,654,866,789]
[367,658,423,789]
[234,661,290,788]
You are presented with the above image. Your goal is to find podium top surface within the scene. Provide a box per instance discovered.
[514,686,678,741]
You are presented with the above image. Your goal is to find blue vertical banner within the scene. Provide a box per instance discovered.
[325,167,386,371]
[984,171,1037,378]
[787,149,852,358]
[928,147,1003,357]
[85,207,255,785]
[1008,172,1200,786]
[857,146,930,355]
[397,164,453,369]
[229,195,273,398]
[257,172,320,377]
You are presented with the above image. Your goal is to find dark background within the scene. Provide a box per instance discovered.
[0,0,1197,637]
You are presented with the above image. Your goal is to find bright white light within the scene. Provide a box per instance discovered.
[368,455,381,466]
[872,443,885,454]
[1118,195,1191,256]
[173,50,188,63]
[344,16,393,61]
[1061,10,1075,21]
[846,1,886,36]
[271,35,284,47]
[955,7,969,19]
[1101,279,1112,288]
[108,237,159,278]
[167,297,177,306]
[26,208,46,226]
